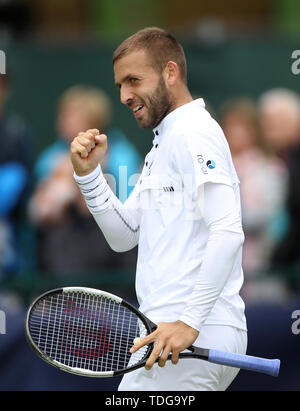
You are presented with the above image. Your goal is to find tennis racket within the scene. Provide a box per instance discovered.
[25,287,280,378]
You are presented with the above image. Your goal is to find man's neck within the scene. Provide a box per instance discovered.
[173,88,193,111]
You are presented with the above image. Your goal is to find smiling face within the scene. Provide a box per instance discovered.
[114,49,174,129]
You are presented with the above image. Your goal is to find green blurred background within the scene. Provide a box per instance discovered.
[1,0,300,162]
[0,0,300,391]
[0,0,299,301]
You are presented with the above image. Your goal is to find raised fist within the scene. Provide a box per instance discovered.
[70,129,107,176]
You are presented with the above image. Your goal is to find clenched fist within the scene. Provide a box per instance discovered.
[70,129,107,176]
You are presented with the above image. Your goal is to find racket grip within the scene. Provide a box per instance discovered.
[208,349,280,377]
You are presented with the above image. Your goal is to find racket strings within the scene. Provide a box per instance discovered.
[28,292,148,373]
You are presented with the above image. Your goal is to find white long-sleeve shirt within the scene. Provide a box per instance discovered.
[74,99,247,333]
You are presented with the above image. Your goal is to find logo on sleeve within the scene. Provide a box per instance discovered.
[197,154,216,174]
[206,160,216,169]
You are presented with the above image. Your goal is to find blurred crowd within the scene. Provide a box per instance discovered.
[220,90,300,302]
[28,85,141,275]
[1,68,300,310]
[0,74,142,310]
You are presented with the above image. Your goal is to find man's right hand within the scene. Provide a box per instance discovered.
[70,129,107,176]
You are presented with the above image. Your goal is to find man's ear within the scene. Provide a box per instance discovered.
[163,61,179,86]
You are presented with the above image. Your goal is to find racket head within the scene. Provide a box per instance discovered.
[25,287,154,378]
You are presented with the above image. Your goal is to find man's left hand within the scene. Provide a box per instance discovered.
[130,320,199,370]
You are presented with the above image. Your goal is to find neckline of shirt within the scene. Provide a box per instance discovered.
[152,98,205,146]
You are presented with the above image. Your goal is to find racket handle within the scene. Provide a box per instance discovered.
[208,349,280,377]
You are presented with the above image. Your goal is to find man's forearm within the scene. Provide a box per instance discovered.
[74,164,140,252]
[179,228,244,332]
[179,182,245,332]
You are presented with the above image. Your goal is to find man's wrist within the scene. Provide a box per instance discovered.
[73,164,101,183]
[178,317,200,334]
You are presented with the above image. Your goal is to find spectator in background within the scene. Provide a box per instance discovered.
[220,98,287,286]
[0,72,31,279]
[258,88,300,157]
[29,85,141,275]
[258,89,300,280]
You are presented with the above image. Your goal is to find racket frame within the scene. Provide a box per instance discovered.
[25,286,280,378]
[25,287,156,378]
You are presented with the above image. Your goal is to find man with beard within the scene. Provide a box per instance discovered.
[70,27,247,391]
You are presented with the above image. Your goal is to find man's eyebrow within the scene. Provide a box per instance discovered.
[115,74,139,88]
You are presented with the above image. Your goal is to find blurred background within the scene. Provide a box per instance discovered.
[0,0,300,391]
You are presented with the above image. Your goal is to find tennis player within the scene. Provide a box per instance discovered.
[70,27,247,391]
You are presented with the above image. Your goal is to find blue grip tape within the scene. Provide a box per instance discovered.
[208,349,280,377]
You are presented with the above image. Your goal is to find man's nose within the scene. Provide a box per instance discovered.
[120,86,134,105]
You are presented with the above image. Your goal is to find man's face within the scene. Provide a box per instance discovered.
[114,49,174,129]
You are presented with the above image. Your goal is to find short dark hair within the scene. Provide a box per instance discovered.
[113,27,187,84]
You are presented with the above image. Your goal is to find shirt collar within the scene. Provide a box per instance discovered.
[152,98,205,146]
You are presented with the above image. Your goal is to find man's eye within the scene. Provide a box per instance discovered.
[130,78,138,83]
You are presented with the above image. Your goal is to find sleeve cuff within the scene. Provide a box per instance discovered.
[179,314,201,333]
[73,164,101,183]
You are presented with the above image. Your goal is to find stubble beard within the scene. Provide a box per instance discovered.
[137,76,174,129]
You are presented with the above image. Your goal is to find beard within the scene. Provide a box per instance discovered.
[137,76,174,129]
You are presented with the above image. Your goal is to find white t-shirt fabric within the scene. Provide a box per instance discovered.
[136,99,246,331]
[74,98,247,332]
[74,98,247,389]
